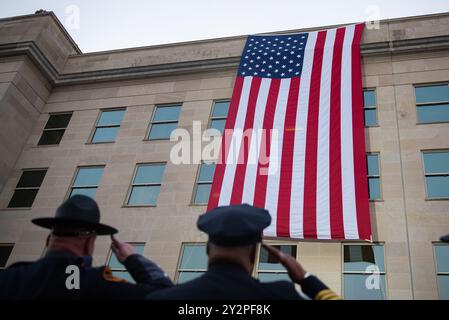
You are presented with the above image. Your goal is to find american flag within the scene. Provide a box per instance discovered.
[207,24,371,240]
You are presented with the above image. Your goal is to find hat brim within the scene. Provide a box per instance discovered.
[32,217,118,235]
[440,234,449,243]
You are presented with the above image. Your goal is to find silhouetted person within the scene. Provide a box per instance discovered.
[0,195,173,299]
[147,204,340,300]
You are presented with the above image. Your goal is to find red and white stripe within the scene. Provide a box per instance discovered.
[208,24,371,240]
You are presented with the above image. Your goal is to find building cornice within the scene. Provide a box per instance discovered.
[1,13,449,86]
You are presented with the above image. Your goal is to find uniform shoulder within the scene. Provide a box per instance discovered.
[260,280,301,300]
[5,261,34,269]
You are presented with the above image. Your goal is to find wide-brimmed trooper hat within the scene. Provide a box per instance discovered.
[32,194,117,235]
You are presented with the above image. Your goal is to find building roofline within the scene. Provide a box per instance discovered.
[67,10,449,57]
[0,11,82,54]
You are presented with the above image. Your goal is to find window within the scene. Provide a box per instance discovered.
[91,109,126,143]
[176,243,207,284]
[422,151,449,199]
[415,84,449,123]
[256,244,297,282]
[38,113,72,145]
[148,105,181,140]
[69,166,105,199]
[127,163,166,206]
[434,243,449,300]
[0,244,14,270]
[208,100,230,134]
[8,169,47,208]
[343,244,386,300]
[107,243,145,283]
[193,162,216,204]
[367,154,381,200]
[363,90,377,127]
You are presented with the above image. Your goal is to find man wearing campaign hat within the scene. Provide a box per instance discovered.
[147,204,340,300]
[0,194,173,299]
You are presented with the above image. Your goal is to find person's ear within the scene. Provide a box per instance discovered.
[45,234,51,247]
[250,244,257,264]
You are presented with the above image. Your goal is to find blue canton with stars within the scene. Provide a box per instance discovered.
[238,33,308,79]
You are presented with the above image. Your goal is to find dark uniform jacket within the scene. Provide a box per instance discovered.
[147,261,339,300]
[0,251,173,299]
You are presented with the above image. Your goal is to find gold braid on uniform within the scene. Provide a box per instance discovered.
[102,266,128,283]
[315,289,342,300]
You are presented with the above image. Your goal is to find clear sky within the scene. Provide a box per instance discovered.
[1,0,449,53]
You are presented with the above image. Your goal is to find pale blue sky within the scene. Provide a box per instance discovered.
[1,0,449,53]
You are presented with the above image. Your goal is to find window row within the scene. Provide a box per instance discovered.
[174,242,449,300]
[37,101,231,146]
[1,242,448,299]
[36,83,449,147]
[6,150,449,208]
[363,84,449,127]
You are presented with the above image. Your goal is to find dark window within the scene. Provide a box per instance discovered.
[193,162,216,204]
[434,244,449,300]
[38,113,72,145]
[69,166,105,199]
[0,244,14,269]
[363,90,377,127]
[343,244,386,300]
[91,109,126,143]
[257,245,297,282]
[148,105,181,140]
[367,154,381,200]
[422,151,449,199]
[415,84,449,124]
[107,243,144,283]
[208,101,230,134]
[127,164,166,206]
[8,169,47,208]
[176,244,207,283]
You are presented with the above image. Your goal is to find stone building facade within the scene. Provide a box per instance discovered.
[0,11,448,299]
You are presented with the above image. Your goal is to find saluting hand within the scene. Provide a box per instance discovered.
[111,236,135,263]
[262,243,307,284]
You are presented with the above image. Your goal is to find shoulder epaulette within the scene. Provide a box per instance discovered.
[315,289,342,300]
[102,266,128,283]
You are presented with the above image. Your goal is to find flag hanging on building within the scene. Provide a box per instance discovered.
[207,24,371,240]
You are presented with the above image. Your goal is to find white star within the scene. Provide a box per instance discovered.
[248,67,252,70]
[286,43,290,46]
[289,60,293,63]
[275,61,280,64]
[268,65,273,68]
[293,40,298,43]
[257,56,261,60]
[244,56,249,59]
[288,69,293,72]
[288,37,292,40]
[262,38,266,41]
[263,52,268,56]
[269,57,274,60]
[243,63,247,66]
[290,51,295,54]
[255,64,259,67]
[295,72,300,75]
[275,69,279,73]
[254,72,258,75]
[283,56,287,59]
[250,38,255,41]
[282,65,286,68]
[242,72,246,75]
[261,68,265,72]
[262,61,267,64]
[255,41,259,44]
[267,73,271,76]
[276,52,281,56]
[249,44,253,47]
[252,52,256,56]
[296,63,300,66]
[281,73,285,76]
[250,60,254,63]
